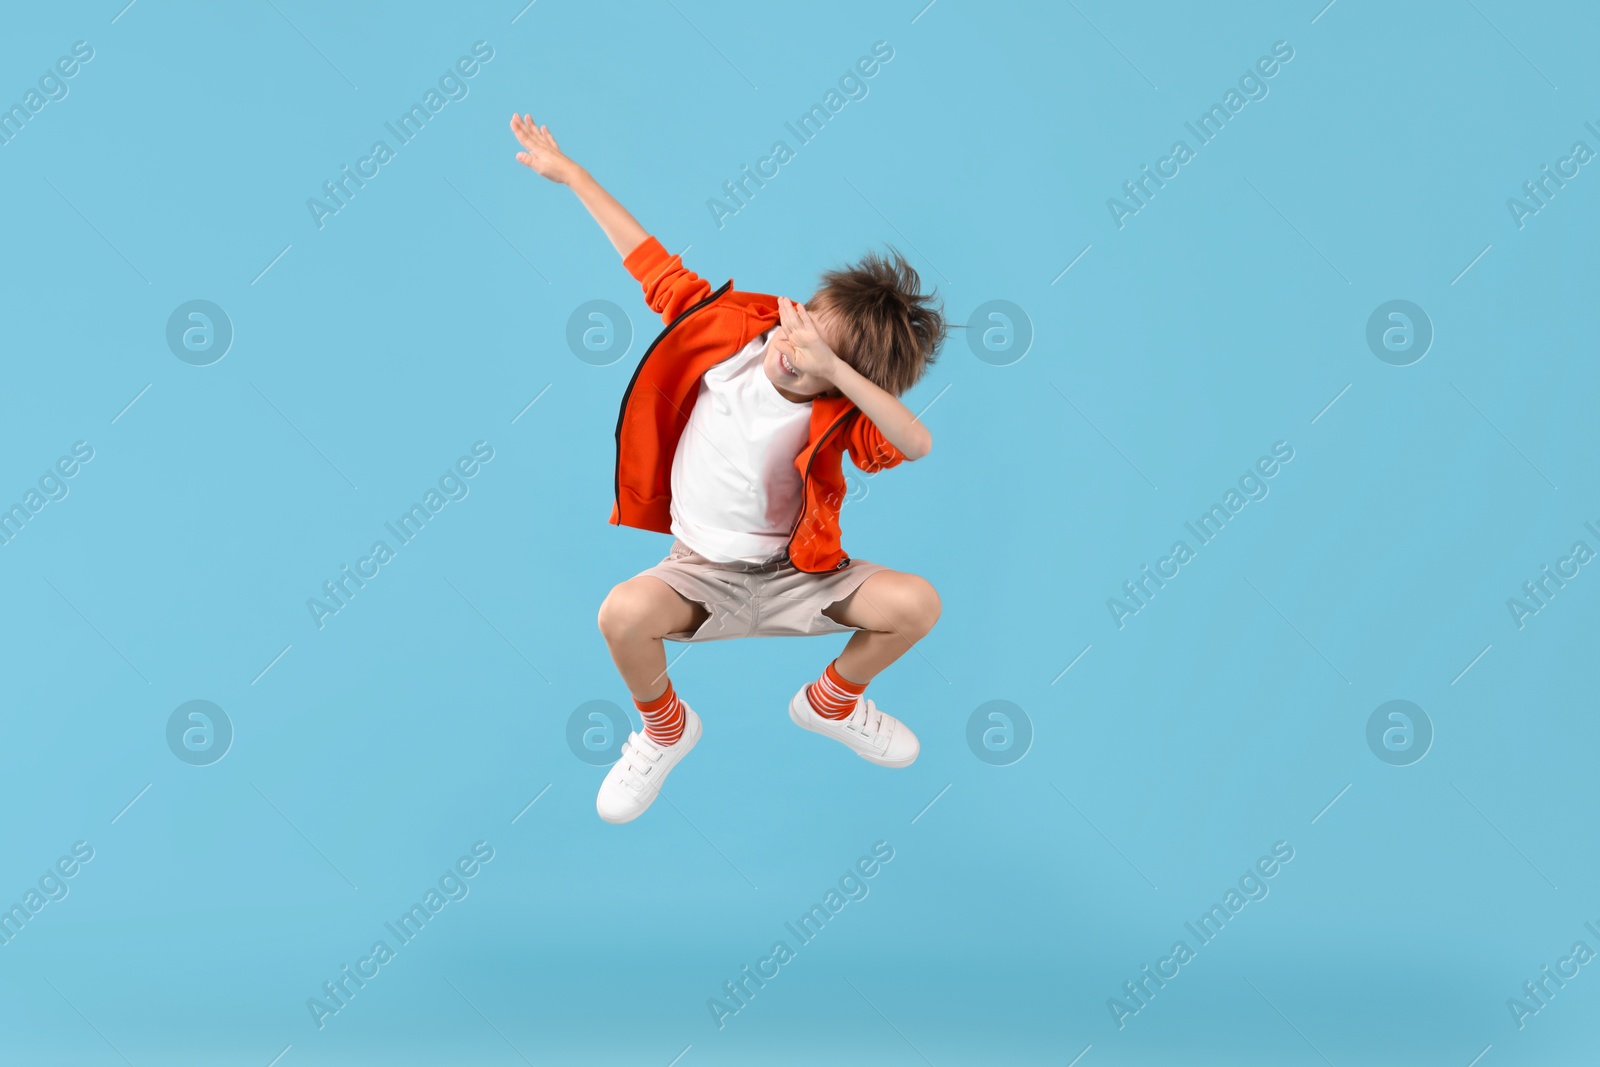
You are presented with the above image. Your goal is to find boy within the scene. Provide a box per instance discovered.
[511,114,944,824]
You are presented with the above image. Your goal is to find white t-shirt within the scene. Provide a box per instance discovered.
[670,331,814,563]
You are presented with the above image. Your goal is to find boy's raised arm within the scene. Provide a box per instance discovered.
[511,113,647,259]
[512,113,712,322]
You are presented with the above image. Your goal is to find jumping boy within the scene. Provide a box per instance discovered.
[511,114,945,824]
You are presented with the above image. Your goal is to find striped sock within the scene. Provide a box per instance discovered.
[806,660,868,721]
[636,679,685,746]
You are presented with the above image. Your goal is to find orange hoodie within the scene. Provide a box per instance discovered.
[609,237,905,573]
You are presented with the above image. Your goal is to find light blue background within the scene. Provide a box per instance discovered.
[2,1,1597,1064]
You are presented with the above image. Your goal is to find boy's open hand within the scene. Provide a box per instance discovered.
[511,114,581,184]
[775,296,840,382]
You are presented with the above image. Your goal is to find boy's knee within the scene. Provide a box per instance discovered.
[907,576,941,636]
[884,574,940,639]
[598,580,657,641]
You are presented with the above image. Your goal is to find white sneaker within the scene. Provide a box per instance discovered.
[596,706,702,824]
[788,687,919,768]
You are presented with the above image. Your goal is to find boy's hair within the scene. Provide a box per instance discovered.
[809,249,944,396]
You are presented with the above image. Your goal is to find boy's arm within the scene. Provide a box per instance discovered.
[511,113,711,322]
[829,360,931,462]
[510,113,646,257]
[776,297,932,461]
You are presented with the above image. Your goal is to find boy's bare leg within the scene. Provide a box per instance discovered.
[594,576,708,824]
[821,570,941,683]
[791,569,937,768]
[597,577,709,701]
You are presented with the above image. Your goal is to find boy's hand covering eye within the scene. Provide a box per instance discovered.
[775,296,840,381]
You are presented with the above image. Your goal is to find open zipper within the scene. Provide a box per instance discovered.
[612,280,734,516]
[786,409,855,573]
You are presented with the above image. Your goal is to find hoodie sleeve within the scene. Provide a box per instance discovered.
[844,412,907,473]
[623,237,714,324]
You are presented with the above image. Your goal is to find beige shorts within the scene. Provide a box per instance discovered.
[638,539,889,643]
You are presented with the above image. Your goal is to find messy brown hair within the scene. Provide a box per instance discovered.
[809,249,945,396]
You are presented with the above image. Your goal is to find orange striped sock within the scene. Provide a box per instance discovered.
[806,660,867,720]
[636,679,685,746]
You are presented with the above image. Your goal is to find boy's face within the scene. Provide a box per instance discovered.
[761,304,844,401]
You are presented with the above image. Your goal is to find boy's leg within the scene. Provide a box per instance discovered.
[594,576,710,824]
[788,569,938,767]
[597,576,708,701]
[820,570,942,685]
